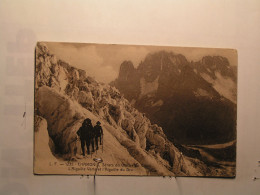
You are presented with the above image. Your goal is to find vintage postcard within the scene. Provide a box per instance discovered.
[34,42,237,177]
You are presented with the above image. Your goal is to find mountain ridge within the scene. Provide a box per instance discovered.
[112,50,237,145]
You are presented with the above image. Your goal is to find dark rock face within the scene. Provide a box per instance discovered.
[198,56,236,81]
[112,51,237,145]
[118,61,136,81]
[111,61,140,102]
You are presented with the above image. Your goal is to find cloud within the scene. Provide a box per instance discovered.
[47,43,111,82]
[46,42,237,83]
[110,46,149,68]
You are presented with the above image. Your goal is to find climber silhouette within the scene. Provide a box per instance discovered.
[94,121,103,150]
[77,118,95,156]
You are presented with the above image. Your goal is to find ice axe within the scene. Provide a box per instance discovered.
[102,134,104,153]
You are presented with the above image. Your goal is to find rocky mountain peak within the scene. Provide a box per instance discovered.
[118,60,135,81]
[201,55,229,66]
[115,51,191,87]
[113,50,237,146]
[196,55,236,81]
[120,60,134,70]
[137,51,189,82]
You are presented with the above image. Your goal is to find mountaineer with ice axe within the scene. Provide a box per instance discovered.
[94,121,103,152]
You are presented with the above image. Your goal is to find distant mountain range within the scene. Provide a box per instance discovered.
[111,51,237,145]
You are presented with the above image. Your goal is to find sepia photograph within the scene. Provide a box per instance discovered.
[34,42,237,177]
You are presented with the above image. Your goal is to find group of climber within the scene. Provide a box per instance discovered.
[77,118,103,156]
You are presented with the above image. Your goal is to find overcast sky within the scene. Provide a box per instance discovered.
[45,42,237,83]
